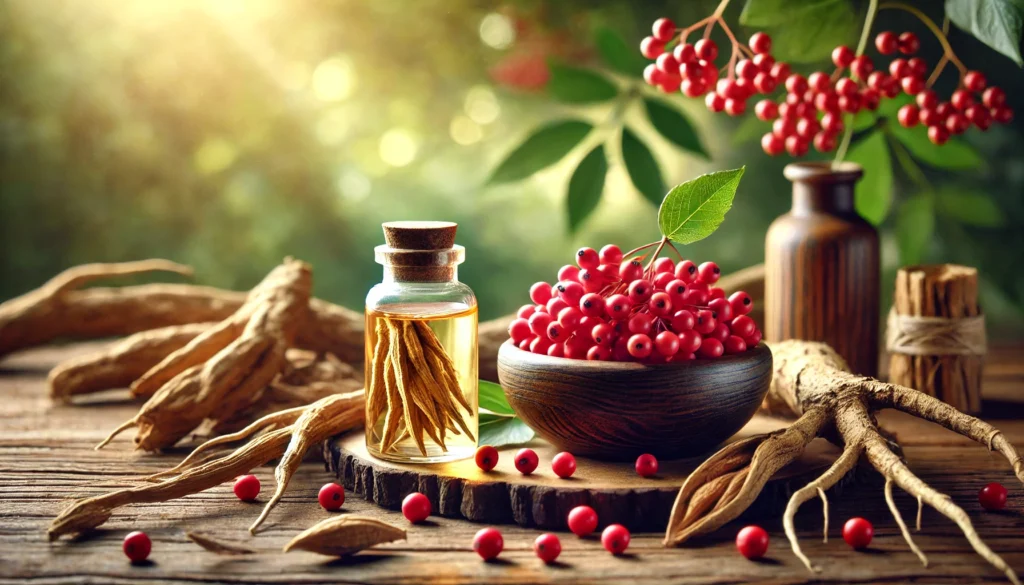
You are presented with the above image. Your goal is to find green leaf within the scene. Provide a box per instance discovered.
[658,167,745,244]
[547,61,619,104]
[643,98,708,158]
[478,380,515,415]
[936,190,1007,227]
[878,93,913,118]
[946,0,1024,66]
[888,124,983,170]
[742,0,859,63]
[851,110,877,132]
[487,120,593,184]
[895,195,935,265]
[845,130,893,225]
[567,145,608,233]
[594,26,646,77]
[620,127,666,206]
[478,415,535,448]
[732,114,770,145]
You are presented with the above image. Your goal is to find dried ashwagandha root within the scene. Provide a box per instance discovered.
[185,532,256,556]
[665,340,1024,585]
[283,516,406,557]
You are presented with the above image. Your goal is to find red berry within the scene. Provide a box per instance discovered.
[517,304,536,320]
[724,335,748,354]
[832,45,854,68]
[528,312,552,337]
[643,64,664,87]
[557,307,582,331]
[979,482,1008,510]
[839,94,862,113]
[898,104,920,128]
[749,32,772,54]
[898,31,919,54]
[515,448,539,474]
[627,334,653,358]
[558,264,580,282]
[842,517,874,549]
[546,342,563,358]
[875,31,898,55]
[813,131,836,153]
[635,453,659,477]
[674,260,697,281]
[575,247,598,270]
[785,135,808,157]
[601,524,631,555]
[671,309,695,331]
[708,297,733,323]
[770,62,791,82]
[993,106,1014,124]
[963,70,986,92]
[649,292,674,317]
[735,525,769,559]
[771,115,795,135]
[678,329,702,354]
[889,58,910,79]
[753,71,777,94]
[674,43,697,65]
[656,52,680,75]
[797,117,820,140]
[835,77,857,97]
[551,452,577,478]
[534,533,562,563]
[508,318,531,344]
[475,445,499,472]
[815,90,840,113]
[605,294,632,321]
[861,87,879,111]
[866,71,887,90]
[761,132,784,156]
[473,527,504,560]
[785,74,807,95]
[318,483,345,511]
[907,57,927,78]
[919,107,940,127]
[753,53,775,71]
[233,474,260,501]
[946,112,969,135]
[951,89,974,111]
[916,89,938,109]
[901,76,924,96]
[401,492,432,523]
[983,86,1006,108]
[708,321,731,343]
[695,39,718,61]
[928,125,949,145]
[805,71,829,93]
[750,99,777,122]
[821,112,844,134]
[701,60,719,85]
[123,531,152,562]
[568,505,598,536]
[697,261,721,284]
[628,279,654,304]
[653,331,680,356]
[966,105,991,130]
[599,244,623,265]
[652,18,676,43]
[705,91,725,112]
[730,315,756,338]
[729,291,753,316]
[679,76,702,96]
[619,259,644,282]
[851,55,873,80]
[736,59,759,80]
[640,36,664,60]
[698,337,724,358]
[529,282,552,305]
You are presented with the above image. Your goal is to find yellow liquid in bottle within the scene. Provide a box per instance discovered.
[365,302,478,463]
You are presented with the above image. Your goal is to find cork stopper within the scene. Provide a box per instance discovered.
[376,221,464,282]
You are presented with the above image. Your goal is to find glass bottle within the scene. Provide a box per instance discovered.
[364,221,478,464]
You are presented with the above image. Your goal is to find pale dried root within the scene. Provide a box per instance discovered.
[885,476,929,567]
[283,515,406,557]
[186,532,256,555]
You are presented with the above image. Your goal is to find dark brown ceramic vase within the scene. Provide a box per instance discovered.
[765,162,880,377]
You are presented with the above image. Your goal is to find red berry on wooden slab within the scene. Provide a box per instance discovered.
[123,530,151,563]
[473,527,504,560]
[979,482,1008,510]
[635,453,659,477]
[567,505,599,536]
[552,452,577,479]
[735,525,769,559]
[843,517,874,549]
[402,492,432,523]
[233,474,260,502]
[318,483,345,511]
[475,445,499,472]
[515,448,539,475]
[534,533,562,563]
[601,524,631,555]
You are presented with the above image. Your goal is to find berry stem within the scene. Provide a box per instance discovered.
[666,241,685,261]
[680,15,716,41]
[833,0,878,166]
[885,127,931,191]
[623,241,658,258]
[926,54,949,87]
[879,2,968,77]
[644,237,670,273]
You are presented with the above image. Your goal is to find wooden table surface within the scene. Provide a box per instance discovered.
[2,342,1023,584]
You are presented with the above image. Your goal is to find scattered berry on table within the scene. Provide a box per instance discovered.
[567,505,599,536]
[842,517,874,549]
[534,533,562,563]
[233,474,260,502]
[601,524,631,555]
[402,492,432,524]
[475,445,499,472]
[979,482,1008,511]
[635,453,659,478]
[735,525,769,559]
[473,527,504,560]
[552,452,577,479]
[123,530,151,563]
[318,483,345,511]
[515,448,539,475]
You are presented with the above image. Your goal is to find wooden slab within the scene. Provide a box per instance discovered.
[324,414,848,532]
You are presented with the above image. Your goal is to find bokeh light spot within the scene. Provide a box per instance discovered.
[449,115,482,145]
[312,56,356,102]
[464,86,500,124]
[337,168,371,203]
[194,138,238,175]
[479,13,515,50]
[379,128,418,167]
[279,60,310,92]
[316,108,350,145]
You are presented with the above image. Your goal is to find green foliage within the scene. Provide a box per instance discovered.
[478,381,515,415]
[594,26,646,77]
[888,124,984,170]
[644,98,708,158]
[487,120,593,184]
[846,130,893,225]
[567,145,608,233]
[937,190,1007,227]
[740,0,859,62]
[621,127,666,206]
[946,0,1024,66]
[547,61,619,104]
[478,380,534,447]
[658,167,745,245]
[896,195,935,265]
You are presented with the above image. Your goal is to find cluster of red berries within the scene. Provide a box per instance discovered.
[507,244,760,361]
[476,444,659,478]
[639,17,1013,156]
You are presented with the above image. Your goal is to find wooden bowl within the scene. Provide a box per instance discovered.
[496,341,773,461]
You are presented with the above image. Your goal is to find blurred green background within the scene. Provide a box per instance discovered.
[1,0,1022,331]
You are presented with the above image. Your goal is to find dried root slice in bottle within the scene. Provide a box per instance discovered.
[283,516,406,557]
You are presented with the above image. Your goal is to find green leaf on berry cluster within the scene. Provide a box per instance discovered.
[888,124,984,170]
[845,130,893,225]
[658,167,745,245]
[621,127,667,206]
[547,61,619,104]
[487,120,593,185]
[567,145,608,233]
[594,26,646,77]
[740,0,859,63]
[896,195,935,265]
[644,98,708,158]
[478,380,534,448]
[936,190,1007,227]
[946,0,1024,67]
